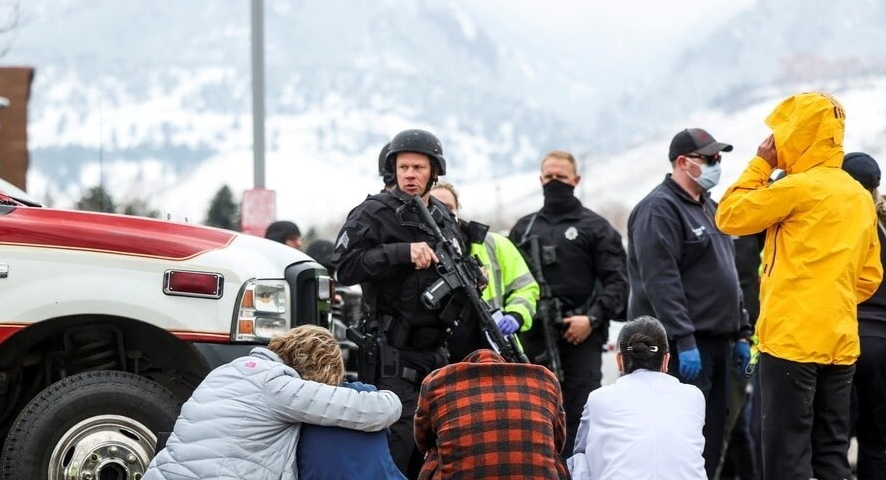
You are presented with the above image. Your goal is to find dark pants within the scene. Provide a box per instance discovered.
[560,329,604,459]
[750,370,762,475]
[379,375,420,479]
[669,335,731,480]
[854,336,886,480]
[719,372,759,480]
[758,353,854,480]
[374,349,444,480]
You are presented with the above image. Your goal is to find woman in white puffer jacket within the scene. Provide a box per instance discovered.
[144,325,402,480]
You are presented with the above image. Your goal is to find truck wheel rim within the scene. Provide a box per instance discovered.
[48,414,157,480]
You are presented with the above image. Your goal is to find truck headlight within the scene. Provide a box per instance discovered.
[234,279,290,342]
[254,282,287,313]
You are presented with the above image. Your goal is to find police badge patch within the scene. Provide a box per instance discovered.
[565,226,578,241]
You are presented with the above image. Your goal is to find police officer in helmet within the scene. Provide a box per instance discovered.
[378,141,396,191]
[332,129,462,478]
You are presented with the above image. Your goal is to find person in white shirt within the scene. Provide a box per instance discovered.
[568,316,706,480]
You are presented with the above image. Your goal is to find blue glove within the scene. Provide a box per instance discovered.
[678,348,702,381]
[496,314,520,335]
[341,381,377,392]
[733,340,751,374]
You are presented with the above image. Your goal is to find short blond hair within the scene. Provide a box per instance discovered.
[268,325,344,385]
[431,182,461,210]
[541,150,579,175]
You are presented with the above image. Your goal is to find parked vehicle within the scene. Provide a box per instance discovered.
[0,190,332,480]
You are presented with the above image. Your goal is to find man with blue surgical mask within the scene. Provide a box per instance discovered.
[626,128,752,479]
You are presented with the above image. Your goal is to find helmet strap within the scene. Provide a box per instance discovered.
[421,176,438,197]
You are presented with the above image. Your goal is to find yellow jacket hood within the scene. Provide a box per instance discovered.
[716,92,883,364]
[766,92,845,174]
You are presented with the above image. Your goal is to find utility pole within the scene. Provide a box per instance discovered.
[250,0,265,188]
[242,0,276,237]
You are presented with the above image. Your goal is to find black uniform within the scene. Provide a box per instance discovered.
[854,219,886,480]
[331,187,462,477]
[510,192,628,458]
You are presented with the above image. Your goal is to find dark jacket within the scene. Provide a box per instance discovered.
[509,198,628,328]
[733,232,766,326]
[858,220,886,339]
[332,187,463,351]
[298,382,406,480]
[414,349,568,480]
[627,175,751,352]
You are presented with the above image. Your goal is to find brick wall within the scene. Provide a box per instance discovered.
[0,66,34,191]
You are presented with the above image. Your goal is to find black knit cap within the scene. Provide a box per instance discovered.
[842,152,880,189]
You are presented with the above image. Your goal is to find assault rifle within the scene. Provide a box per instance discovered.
[412,196,529,364]
[519,235,565,382]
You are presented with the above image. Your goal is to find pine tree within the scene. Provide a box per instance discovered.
[303,226,318,245]
[76,186,117,213]
[205,185,239,231]
[121,199,161,218]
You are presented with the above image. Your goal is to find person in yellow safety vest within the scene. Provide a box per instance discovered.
[716,92,883,480]
[429,182,539,362]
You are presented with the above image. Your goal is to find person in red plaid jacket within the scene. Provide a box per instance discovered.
[414,349,568,479]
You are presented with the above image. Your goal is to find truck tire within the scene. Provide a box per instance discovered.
[0,370,182,480]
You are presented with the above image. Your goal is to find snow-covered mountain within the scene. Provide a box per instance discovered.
[11,0,590,208]
[388,76,886,236]
[5,0,886,233]
[596,0,886,141]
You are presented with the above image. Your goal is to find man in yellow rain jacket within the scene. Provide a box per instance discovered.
[429,182,539,362]
[716,92,882,480]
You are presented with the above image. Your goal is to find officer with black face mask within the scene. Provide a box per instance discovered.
[332,129,463,479]
[509,150,628,459]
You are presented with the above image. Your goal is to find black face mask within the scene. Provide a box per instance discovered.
[542,180,578,212]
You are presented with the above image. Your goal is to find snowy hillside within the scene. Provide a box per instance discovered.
[599,0,886,139]
[29,76,881,237]
[446,77,886,235]
[6,0,886,235]
[11,0,590,210]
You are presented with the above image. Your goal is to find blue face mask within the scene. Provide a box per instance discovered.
[688,161,722,191]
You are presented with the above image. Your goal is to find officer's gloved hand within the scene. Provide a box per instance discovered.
[496,314,520,335]
[733,339,751,373]
[678,348,702,381]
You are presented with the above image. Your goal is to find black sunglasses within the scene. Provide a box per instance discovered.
[684,153,721,166]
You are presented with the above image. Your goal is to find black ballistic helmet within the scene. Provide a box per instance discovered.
[306,239,335,272]
[384,129,446,176]
[377,142,392,176]
[377,142,396,186]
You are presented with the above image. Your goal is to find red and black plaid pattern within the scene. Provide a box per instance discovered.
[414,349,568,480]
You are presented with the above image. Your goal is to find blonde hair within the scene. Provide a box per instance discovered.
[268,325,344,385]
[431,182,461,210]
[541,150,579,174]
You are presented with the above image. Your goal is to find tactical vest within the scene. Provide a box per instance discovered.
[362,190,465,350]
